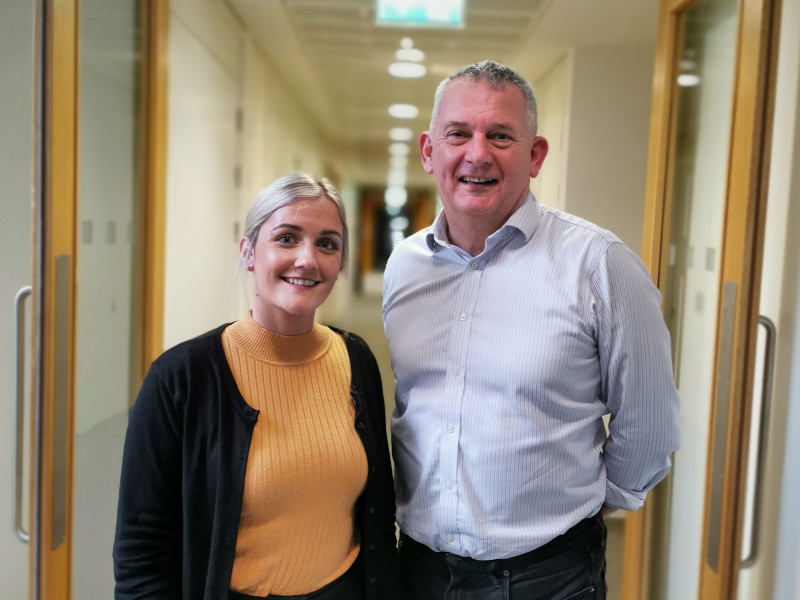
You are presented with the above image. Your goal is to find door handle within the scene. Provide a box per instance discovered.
[14,285,32,543]
[741,315,776,568]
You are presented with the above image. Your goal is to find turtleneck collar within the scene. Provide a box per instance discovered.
[224,313,333,366]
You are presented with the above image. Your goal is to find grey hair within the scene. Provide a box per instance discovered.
[241,173,348,271]
[429,60,538,139]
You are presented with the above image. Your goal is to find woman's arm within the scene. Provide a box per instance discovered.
[113,363,183,599]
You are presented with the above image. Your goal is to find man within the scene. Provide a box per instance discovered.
[382,60,679,599]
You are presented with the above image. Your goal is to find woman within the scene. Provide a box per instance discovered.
[114,174,402,600]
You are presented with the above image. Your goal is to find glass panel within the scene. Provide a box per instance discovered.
[0,1,35,595]
[658,1,739,598]
[73,0,142,597]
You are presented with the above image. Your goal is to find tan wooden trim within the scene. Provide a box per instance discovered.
[698,0,780,596]
[625,0,687,594]
[140,0,169,375]
[36,0,79,597]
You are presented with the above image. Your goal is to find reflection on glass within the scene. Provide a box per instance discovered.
[655,1,739,599]
[73,0,142,597]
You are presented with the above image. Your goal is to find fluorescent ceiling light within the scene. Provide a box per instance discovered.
[385,187,408,208]
[390,216,410,231]
[388,143,410,156]
[390,155,409,169]
[677,73,700,87]
[396,48,425,62]
[388,103,418,119]
[389,62,426,78]
[387,169,406,187]
[376,0,464,28]
[389,127,413,142]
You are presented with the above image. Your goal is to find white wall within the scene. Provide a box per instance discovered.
[164,0,245,348]
[561,46,655,251]
[164,0,352,349]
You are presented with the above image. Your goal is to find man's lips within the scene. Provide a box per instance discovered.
[459,176,497,184]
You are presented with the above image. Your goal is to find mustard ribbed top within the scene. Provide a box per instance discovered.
[222,314,368,596]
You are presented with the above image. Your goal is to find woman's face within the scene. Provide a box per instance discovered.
[242,195,344,335]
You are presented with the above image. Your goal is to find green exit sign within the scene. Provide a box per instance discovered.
[376,0,465,28]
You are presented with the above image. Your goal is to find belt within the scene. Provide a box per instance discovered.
[399,512,603,572]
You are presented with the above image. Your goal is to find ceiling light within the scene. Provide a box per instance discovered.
[388,104,418,119]
[390,216,410,231]
[388,143,410,156]
[677,73,700,87]
[395,48,425,62]
[389,62,426,78]
[390,155,409,169]
[385,186,408,208]
[389,127,413,142]
[387,169,406,187]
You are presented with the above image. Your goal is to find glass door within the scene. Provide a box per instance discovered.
[71,0,143,596]
[629,0,781,598]
[0,1,166,597]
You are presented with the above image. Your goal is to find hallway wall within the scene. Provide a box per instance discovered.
[163,0,346,349]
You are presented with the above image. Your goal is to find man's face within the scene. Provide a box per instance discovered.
[420,79,547,230]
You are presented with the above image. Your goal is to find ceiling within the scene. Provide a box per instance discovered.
[224,0,660,181]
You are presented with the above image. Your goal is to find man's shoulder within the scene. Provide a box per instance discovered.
[538,204,624,249]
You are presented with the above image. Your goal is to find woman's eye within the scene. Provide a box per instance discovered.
[277,234,294,244]
[319,239,339,251]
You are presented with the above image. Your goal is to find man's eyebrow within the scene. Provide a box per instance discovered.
[442,120,516,131]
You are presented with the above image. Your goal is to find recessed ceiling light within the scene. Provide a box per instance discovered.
[389,62,426,78]
[389,127,413,141]
[388,104,419,119]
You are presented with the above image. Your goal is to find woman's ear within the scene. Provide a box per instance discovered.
[240,238,254,271]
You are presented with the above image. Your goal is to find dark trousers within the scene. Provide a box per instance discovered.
[228,554,365,600]
[398,513,607,600]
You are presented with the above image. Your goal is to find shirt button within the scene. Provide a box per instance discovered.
[470,262,478,270]
[446,535,454,543]
[452,368,460,377]
[445,481,453,490]
[369,507,376,514]
[459,313,467,321]
[370,577,376,584]
[447,425,455,433]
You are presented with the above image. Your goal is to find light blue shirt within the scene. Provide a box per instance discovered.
[383,193,679,560]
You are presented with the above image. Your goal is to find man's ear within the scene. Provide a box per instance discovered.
[529,136,549,179]
[420,131,434,174]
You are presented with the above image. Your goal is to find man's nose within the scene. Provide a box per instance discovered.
[465,136,491,166]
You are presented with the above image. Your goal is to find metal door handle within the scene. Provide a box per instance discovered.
[741,315,776,568]
[14,285,32,543]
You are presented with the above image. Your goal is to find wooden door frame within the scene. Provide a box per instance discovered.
[30,1,169,597]
[628,0,782,598]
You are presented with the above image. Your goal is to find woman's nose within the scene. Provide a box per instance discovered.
[294,243,318,269]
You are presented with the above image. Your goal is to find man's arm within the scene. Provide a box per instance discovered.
[591,242,680,511]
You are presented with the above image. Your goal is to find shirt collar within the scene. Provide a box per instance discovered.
[425,192,543,252]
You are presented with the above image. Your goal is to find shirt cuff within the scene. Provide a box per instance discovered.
[605,479,646,511]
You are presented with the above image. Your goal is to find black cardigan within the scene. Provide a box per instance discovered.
[113,324,402,599]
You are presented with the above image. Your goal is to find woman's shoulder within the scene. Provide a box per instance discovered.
[149,323,231,377]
